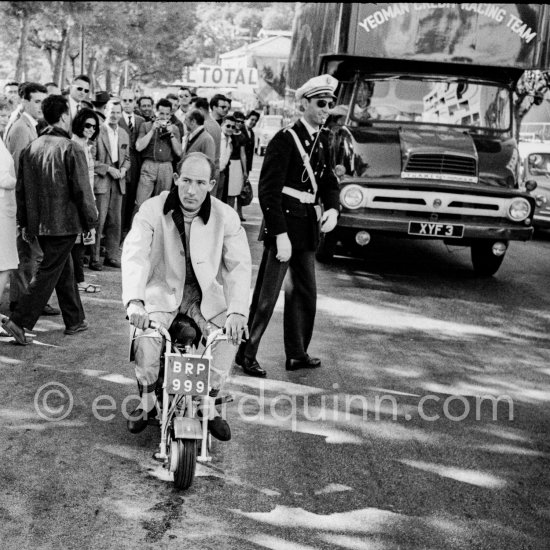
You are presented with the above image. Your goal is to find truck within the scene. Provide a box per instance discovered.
[288,3,550,275]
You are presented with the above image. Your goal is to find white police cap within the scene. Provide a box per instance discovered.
[296,74,338,101]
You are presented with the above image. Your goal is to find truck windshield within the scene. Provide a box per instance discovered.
[350,77,511,131]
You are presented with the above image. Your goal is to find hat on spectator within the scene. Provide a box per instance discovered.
[91,91,111,106]
[81,99,94,110]
[296,74,338,101]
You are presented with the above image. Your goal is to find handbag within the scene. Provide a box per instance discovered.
[240,178,253,206]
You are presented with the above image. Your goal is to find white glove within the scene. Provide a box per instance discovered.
[276,233,292,262]
[320,208,338,233]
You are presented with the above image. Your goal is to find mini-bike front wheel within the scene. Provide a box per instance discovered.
[172,438,197,490]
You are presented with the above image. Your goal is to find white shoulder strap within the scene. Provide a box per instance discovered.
[287,128,318,195]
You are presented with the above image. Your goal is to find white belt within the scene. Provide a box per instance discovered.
[282,186,316,204]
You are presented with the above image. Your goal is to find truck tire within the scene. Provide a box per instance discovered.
[316,232,337,263]
[470,242,506,276]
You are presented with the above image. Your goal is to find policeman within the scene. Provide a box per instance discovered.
[235,75,340,377]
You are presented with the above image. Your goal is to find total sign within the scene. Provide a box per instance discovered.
[181,65,258,88]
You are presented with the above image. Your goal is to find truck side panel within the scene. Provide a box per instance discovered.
[350,4,547,69]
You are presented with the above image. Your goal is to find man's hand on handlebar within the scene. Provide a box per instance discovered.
[224,313,249,346]
[127,300,149,330]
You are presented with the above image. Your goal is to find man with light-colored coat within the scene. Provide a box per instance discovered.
[121,152,251,438]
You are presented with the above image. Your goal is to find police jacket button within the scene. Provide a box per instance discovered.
[285,209,289,213]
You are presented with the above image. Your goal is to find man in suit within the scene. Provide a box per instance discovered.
[183,109,215,162]
[242,110,259,175]
[1,95,98,344]
[67,74,91,131]
[122,152,251,438]
[235,75,341,377]
[3,82,24,140]
[118,88,145,236]
[5,82,60,317]
[90,100,130,271]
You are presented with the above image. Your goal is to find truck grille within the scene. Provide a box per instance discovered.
[405,154,477,178]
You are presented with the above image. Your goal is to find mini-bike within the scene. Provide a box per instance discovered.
[146,318,232,490]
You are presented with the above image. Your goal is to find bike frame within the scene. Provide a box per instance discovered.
[151,323,226,465]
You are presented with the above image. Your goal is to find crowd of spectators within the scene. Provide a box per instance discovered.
[0,74,260,340]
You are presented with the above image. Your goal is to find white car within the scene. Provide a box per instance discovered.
[255,115,284,156]
[519,140,550,229]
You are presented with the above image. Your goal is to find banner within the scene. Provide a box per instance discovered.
[181,65,258,88]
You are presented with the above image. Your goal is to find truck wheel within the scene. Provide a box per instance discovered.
[316,232,337,263]
[470,242,506,276]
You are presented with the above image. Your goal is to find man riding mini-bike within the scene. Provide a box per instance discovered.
[121,152,252,441]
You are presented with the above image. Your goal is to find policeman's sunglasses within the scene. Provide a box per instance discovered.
[76,86,90,93]
[83,122,96,129]
[312,99,334,109]
[224,124,235,129]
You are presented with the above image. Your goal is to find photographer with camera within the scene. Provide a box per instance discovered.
[135,98,182,211]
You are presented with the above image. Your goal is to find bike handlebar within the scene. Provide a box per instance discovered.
[147,320,227,346]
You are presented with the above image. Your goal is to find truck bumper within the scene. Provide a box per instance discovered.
[337,212,534,241]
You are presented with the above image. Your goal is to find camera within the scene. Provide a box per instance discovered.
[157,119,171,139]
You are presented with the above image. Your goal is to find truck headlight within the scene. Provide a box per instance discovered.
[507,198,531,221]
[340,185,364,209]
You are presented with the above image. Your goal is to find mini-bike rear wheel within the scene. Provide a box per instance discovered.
[172,438,197,490]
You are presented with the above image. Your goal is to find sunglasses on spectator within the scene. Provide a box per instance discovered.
[224,124,235,129]
[122,98,134,102]
[83,122,96,129]
[76,86,90,93]
[311,99,334,109]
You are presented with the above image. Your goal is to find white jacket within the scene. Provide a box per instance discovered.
[121,190,251,321]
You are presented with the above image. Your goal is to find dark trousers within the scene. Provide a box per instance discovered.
[121,154,141,234]
[239,245,317,362]
[71,242,85,284]
[216,167,229,204]
[11,235,84,330]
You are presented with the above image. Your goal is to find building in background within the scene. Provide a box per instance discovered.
[219,34,291,114]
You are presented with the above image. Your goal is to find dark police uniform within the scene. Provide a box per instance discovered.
[237,118,340,367]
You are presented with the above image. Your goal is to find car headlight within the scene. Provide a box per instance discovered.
[340,185,364,209]
[507,198,531,221]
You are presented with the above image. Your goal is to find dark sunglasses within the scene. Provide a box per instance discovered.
[76,86,90,93]
[224,124,235,129]
[313,99,334,109]
[121,98,134,102]
[83,122,96,129]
